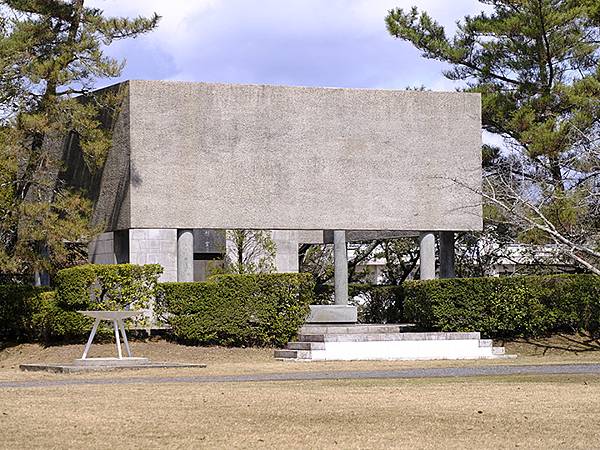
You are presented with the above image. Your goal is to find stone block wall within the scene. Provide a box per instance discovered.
[128,229,177,282]
[88,232,116,264]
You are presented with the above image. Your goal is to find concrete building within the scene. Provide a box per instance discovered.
[59,80,482,321]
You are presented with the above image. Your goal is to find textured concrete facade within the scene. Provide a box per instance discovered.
[81,80,481,232]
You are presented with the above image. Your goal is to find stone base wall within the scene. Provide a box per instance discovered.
[88,232,116,264]
[129,229,177,282]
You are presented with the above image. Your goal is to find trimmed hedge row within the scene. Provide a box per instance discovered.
[0,264,163,343]
[55,263,163,310]
[403,274,600,338]
[160,273,314,347]
[0,285,49,342]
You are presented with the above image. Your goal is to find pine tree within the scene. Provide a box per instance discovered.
[386,0,600,273]
[0,0,159,279]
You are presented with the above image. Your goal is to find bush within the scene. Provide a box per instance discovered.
[55,264,163,310]
[160,273,314,347]
[0,284,49,342]
[404,274,600,338]
[314,284,404,324]
[32,291,95,343]
[41,263,164,342]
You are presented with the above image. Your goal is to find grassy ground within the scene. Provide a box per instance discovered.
[2,374,600,448]
[1,333,600,448]
[2,333,600,382]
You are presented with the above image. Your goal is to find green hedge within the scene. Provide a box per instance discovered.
[0,264,163,343]
[404,274,600,338]
[32,291,95,342]
[160,273,314,347]
[314,284,403,324]
[0,285,49,342]
[55,263,163,310]
[47,263,163,341]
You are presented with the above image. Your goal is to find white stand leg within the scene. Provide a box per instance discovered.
[113,319,123,359]
[118,319,132,357]
[82,318,100,359]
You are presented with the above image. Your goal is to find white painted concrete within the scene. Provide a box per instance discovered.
[308,340,503,361]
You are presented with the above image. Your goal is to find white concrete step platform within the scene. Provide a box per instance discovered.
[275,327,515,361]
[299,324,418,335]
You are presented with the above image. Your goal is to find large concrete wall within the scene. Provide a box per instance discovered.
[59,83,131,231]
[127,81,482,231]
[76,80,482,232]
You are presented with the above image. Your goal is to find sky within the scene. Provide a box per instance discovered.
[87,0,488,92]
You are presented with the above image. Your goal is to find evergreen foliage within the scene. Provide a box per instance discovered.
[0,283,48,341]
[0,1,159,277]
[404,274,600,337]
[386,1,600,273]
[160,273,314,347]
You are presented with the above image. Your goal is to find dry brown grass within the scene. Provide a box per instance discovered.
[1,333,600,383]
[1,334,600,448]
[2,374,600,449]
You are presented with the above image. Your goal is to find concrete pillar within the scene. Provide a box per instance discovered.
[177,229,194,282]
[272,230,300,272]
[419,232,436,280]
[334,230,348,305]
[439,231,456,278]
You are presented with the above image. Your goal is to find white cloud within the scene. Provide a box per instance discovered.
[87,0,487,90]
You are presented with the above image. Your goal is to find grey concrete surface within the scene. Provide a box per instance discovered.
[71,80,482,232]
[19,362,206,374]
[88,232,116,264]
[4,364,600,389]
[419,232,436,280]
[306,305,358,323]
[323,230,418,244]
[272,230,300,272]
[177,229,194,282]
[333,230,348,305]
[129,228,177,282]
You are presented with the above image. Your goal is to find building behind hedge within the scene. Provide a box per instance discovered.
[59,80,482,283]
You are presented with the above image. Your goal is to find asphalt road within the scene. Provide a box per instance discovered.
[2,363,600,389]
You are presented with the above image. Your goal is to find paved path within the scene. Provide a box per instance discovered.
[2,363,600,389]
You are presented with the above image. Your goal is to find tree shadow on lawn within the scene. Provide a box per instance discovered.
[499,332,600,356]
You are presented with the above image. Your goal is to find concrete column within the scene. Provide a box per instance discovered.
[177,229,194,282]
[439,231,456,278]
[334,230,348,305]
[419,232,436,280]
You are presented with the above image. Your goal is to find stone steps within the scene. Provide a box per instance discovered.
[297,331,481,343]
[275,327,514,361]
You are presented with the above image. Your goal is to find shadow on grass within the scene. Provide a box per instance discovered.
[0,341,21,352]
[500,332,600,355]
